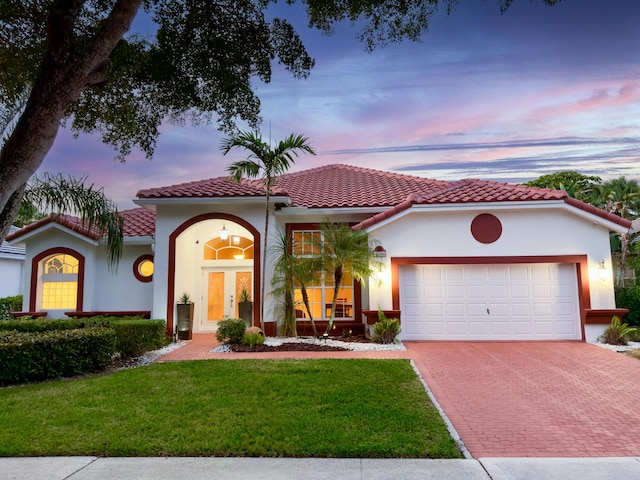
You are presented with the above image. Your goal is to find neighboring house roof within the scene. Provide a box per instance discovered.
[0,226,25,258]
[6,208,156,243]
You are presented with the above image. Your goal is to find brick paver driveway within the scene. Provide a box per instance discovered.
[406,342,640,458]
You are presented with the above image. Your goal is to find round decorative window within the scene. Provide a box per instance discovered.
[470,214,502,244]
[133,255,154,282]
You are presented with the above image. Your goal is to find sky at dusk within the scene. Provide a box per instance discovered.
[38,0,640,209]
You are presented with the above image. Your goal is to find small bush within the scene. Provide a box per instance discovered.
[372,309,401,344]
[0,295,23,320]
[242,331,265,349]
[0,327,116,385]
[615,286,640,326]
[599,316,637,346]
[216,318,247,344]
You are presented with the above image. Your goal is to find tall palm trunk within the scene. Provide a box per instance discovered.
[300,284,318,337]
[260,190,270,331]
[326,265,343,335]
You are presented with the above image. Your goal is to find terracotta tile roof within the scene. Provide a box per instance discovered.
[273,164,450,208]
[6,208,156,242]
[136,176,276,199]
[122,208,156,237]
[354,179,631,230]
[136,164,450,208]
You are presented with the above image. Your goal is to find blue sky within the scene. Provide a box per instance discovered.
[39,0,640,209]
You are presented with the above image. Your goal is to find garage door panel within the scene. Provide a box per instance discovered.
[399,263,580,341]
[510,285,530,298]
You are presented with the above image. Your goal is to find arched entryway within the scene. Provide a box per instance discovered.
[167,213,260,337]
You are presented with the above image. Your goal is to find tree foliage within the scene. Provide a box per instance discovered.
[525,171,602,202]
[0,0,564,243]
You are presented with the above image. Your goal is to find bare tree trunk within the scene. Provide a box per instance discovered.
[0,0,142,242]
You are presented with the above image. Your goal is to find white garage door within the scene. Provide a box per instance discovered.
[399,263,580,341]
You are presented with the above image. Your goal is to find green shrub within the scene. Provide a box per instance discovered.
[216,318,246,344]
[108,319,168,356]
[372,309,401,344]
[0,327,116,385]
[0,295,23,320]
[599,316,637,346]
[0,318,87,333]
[615,286,640,326]
[0,316,168,357]
[242,331,265,349]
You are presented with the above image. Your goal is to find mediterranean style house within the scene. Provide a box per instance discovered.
[7,164,630,342]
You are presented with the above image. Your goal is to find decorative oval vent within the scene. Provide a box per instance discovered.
[471,214,502,244]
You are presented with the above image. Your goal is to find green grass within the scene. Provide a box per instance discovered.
[0,359,460,458]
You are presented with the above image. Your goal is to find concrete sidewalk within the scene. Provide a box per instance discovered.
[3,457,640,480]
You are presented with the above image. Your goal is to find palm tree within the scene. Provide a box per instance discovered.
[590,177,640,287]
[221,131,315,329]
[317,221,380,335]
[271,229,324,337]
[20,173,124,269]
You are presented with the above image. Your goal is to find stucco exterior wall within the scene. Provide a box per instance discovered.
[366,204,618,315]
[20,228,98,318]
[0,257,24,298]
[92,244,154,312]
[19,227,153,317]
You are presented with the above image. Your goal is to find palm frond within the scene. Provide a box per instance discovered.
[23,173,124,269]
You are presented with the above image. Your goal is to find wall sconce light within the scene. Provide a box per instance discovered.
[372,245,387,258]
[233,254,244,260]
[220,224,228,241]
[232,235,240,245]
[598,259,609,282]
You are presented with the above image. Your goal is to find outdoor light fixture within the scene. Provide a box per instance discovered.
[598,259,609,282]
[220,224,228,241]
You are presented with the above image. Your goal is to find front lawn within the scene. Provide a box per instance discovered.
[0,359,460,458]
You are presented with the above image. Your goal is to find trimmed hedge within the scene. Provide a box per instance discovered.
[108,319,168,356]
[0,318,88,333]
[0,327,117,385]
[0,316,168,356]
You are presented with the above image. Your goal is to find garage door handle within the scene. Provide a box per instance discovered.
[487,308,490,315]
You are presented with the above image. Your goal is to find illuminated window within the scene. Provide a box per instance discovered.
[291,229,354,321]
[42,254,79,310]
[42,282,78,309]
[133,255,154,282]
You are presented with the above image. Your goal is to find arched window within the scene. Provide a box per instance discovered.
[41,253,79,310]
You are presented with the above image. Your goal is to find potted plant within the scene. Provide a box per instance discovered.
[176,292,195,340]
[238,288,253,328]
